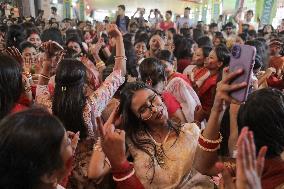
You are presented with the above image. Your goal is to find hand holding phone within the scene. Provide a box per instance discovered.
[229,44,256,102]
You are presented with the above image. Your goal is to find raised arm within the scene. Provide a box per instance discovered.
[194,68,247,176]
[233,7,242,24]
[106,24,127,76]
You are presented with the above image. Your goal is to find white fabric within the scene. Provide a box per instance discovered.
[183,65,210,88]
[166,77,201,123]
[127,123,214,189]
[56,185,65,189]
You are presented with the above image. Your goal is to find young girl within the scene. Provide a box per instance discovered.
[183,46,211,89]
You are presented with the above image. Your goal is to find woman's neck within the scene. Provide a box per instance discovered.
[209,69,219,76]
[147,122,169,137]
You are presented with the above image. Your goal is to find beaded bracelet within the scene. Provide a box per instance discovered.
[199,129,223,143]
[198,129,223,152]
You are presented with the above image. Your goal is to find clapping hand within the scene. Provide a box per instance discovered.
[219,127,267,189]
[5,46,23,64]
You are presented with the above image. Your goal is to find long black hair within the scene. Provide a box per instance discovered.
[0,108,65,189]
[53,59,87,139]
[5,24,25,49]
[238,88,284,158]
[0,54,22,120]
[119,81,180,182]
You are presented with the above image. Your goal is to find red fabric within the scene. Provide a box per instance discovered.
[267,76,284,90]
[192,67,209,82]
[198,74,218,114]
[169,72,192,86]
[161,91,181,116]
[17,94,31,107]
[112,161,145,189]
[262,158,284,189]
[159,21,175,31]
[48,83,55,96]
[59,156,74,188]
[31,85,37,99]
[177,58,191,73]
[10,103,27,114]
[268,56,284,72]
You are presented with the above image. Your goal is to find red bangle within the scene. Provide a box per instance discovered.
[198,137,220,149]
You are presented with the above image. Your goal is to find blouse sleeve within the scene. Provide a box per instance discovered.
[35,84,53,113]
[87,70,125,117]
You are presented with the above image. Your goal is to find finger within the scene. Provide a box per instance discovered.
[67,131,75,138]
[243,134,252,169]
[105,105,120,125]
[96,117,105,138]
[237,128,248,174]
[256,146,267,176]
[223,82,247,92]
[223,68,244,84]
[248,131,256,169]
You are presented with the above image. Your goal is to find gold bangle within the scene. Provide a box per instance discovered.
[198,143,220,152]
[39,74,50,80]
[199,129,223,144]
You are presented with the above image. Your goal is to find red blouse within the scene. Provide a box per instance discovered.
[162,91,181,116]
[198,74,218,117]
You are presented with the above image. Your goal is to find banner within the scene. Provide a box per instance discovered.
[79,0,84,20]
[261,0,275,24]
[212,0,220,21]
[201,4,207,22]
[63,0,71,18]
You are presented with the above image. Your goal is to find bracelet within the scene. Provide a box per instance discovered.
[39,74,50,80]
[96,61,106,69]
[113,168,135,182]
[93,137,102,152]
[199,129,223,144]
[198,129,223,152]
[198,143,220,152]
[114,56,127,61]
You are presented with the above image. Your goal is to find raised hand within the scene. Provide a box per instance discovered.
[235,127,267,189]
[41,40,64,59]
[89,37,104,56]
[5,46,23,64]
[96,107,126,170]
[213,67,247,111]
[106,24,122,39]
[67,131,80,153]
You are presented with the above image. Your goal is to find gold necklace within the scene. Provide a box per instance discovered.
[146,129,171,167]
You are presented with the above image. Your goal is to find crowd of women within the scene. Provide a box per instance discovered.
[0,3,283,189]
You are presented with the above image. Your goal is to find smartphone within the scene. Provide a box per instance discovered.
[229,44,256,102]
